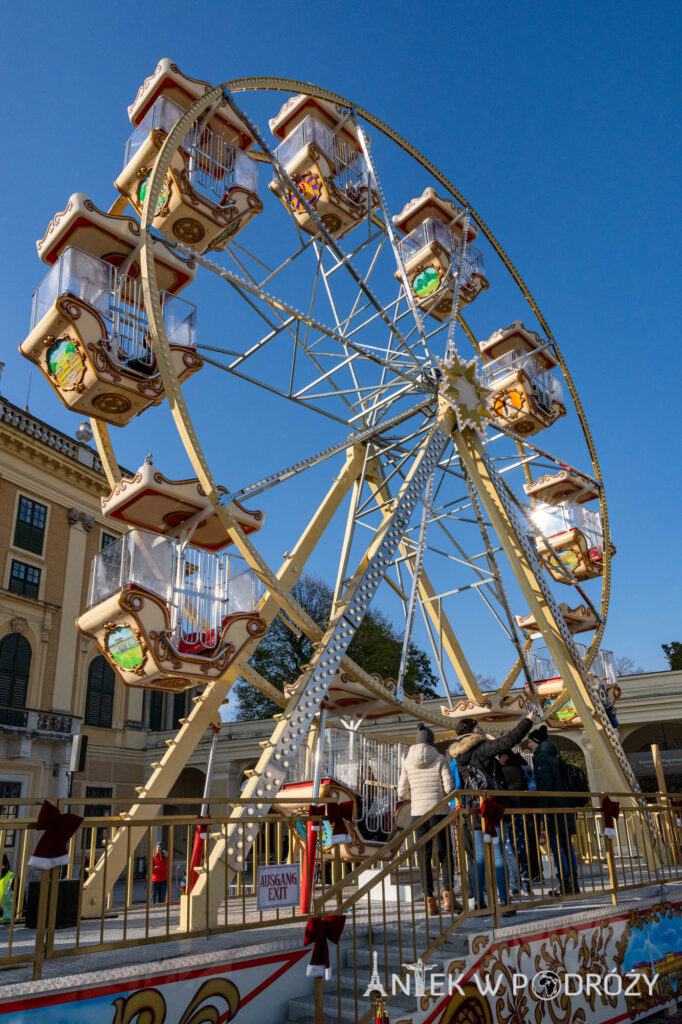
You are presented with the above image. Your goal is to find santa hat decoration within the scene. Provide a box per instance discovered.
[303,914,346,979]
[28,801,83,870]
[326,800,354,845]
[480,797,505,844]
[601,795,620,839]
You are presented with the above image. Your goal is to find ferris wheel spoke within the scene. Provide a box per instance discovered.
[185,241,427,395]
[365,470,484,700]
[197,355,354,427]
[396,469,435,701]
[221,86,427,377]
[229,231,319,290]
[416,596,457,706]
[494,424,601,487]
[316,235,391,418]
[230,400,431,503]
[462,466,535,690]
[355,124,432,370]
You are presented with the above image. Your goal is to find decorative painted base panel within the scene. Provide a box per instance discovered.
[2,945,310,1024]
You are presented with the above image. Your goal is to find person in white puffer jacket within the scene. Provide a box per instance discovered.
[398,723,461,916]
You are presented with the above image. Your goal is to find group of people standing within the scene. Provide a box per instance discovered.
[397,712,579,917]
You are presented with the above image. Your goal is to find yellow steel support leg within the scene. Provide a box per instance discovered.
[89,418,121,490]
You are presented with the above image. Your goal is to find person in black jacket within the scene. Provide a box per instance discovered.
[496,750,534,894]
[448,711,536,914]
[528,725,579,894]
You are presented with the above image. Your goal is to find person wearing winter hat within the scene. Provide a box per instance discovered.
[527,725,579,894]
[398,723,461,916]
[448,709,537,915]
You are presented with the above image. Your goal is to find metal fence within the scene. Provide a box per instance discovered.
[0,789,680,1004]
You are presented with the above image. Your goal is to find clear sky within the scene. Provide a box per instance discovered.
[1,0,680,680]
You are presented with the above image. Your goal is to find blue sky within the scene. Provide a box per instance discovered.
[1,0,680,682]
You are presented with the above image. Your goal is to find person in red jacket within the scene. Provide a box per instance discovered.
[151,842,168,904]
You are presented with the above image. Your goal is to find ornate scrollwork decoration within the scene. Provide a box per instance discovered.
[37,199,74,251]
[182,351,203,370]
[148,630,183,671]
[177,170,202,208]
[89,342,123,383]
[55,297,83,322]
[135,376,164,396]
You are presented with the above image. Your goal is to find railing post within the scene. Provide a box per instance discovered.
[604,834,619,906]
[314,977,324,1023]
[482,812,500,929]
[32,866,57,981]
[602,794,619,906]
[455,811,470,910]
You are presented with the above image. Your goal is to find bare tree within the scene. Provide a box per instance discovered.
[615,655,645,676]
[475,673,498,689]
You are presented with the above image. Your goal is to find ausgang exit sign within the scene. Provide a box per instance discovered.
[256,863,301,910]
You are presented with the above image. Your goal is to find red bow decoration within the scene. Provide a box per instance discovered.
[308,804,326,832]
[601,795,620,839]
[480,797,505,844]
[303,914,346,979]
[325,800,354,845]
[28,801,83,870]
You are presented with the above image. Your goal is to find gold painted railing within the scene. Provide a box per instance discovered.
[0,790,680,999]
[0,796,331,981]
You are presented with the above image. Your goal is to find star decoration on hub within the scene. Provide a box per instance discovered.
[439,357,492,432]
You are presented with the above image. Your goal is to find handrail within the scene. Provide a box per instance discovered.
[317,787,678,912]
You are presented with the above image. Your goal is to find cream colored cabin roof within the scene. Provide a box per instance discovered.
[481,320,557,370]
[269,93,361,148]
[441,692,527,723]
[127,57,254,151]
[392,186,479,241]
[36,193,196,294]
[524,470,600,505]
[284,669,422,720]
[517,603,600,635]
[102,460,264,552]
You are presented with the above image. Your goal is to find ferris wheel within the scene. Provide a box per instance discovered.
[20,60,640,921]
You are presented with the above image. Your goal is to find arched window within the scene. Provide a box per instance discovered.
[84,656,115,728]
[0,633,32,708]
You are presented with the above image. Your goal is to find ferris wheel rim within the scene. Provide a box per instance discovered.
[113,77,610,704]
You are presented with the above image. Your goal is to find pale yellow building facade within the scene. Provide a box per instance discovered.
[0,396,194,833]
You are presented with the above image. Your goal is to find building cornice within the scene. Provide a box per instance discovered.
[0,422,107,496]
